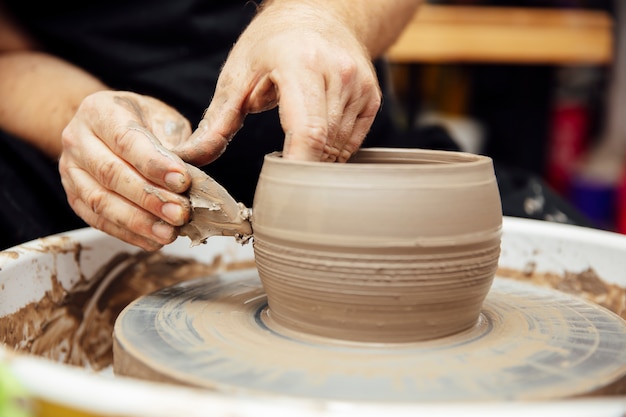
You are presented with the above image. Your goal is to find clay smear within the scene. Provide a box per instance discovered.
[180,164,252,246]
[0,248,249,370]
[498,264,626,320]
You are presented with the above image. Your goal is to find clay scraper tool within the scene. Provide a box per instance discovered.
[179,164,253,246]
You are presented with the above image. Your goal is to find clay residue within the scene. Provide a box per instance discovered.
[497,265,626,320]
[0,248,254,371]
[179,164,253,246]
[0,250,19,261]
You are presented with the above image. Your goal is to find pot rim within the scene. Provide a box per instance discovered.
[265,147,491,169]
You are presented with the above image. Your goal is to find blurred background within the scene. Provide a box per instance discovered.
[383,0,626,233]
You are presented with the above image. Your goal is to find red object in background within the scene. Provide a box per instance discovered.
[545,102,589,196]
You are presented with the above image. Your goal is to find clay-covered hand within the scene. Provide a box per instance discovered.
[59,91,193,251]
[174,2,382,164]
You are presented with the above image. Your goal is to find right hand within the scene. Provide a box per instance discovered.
[59,91,193,251]
[174,2,382,166]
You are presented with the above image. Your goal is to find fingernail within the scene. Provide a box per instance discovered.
[165,172,186,191]
[152,221,175,240]
[161,203,184,225]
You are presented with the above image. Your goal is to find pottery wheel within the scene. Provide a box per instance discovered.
[113,270,626,402]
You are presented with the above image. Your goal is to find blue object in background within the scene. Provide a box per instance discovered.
[569,176,617,231]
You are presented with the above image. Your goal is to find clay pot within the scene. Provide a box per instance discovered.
[251,148,502,343]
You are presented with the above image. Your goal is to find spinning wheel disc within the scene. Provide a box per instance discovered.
[113,270,626,402]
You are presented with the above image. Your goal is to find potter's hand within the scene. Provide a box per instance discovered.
[59,91,193,251]
[174,2,382,164]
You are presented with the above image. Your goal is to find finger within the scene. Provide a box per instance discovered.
[74,196,166,251]
[63,130,190,226]
[62,164,178,250]
[335,88,382,163]
[322,57,361,160]
[86,94,191,193]
[174,75,246,166]
[323,62,382,162]
[276,69,329,161]
[112,121,191,193]
[322,78,350,163]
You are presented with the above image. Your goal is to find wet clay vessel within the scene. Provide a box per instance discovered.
[251,148,503,342]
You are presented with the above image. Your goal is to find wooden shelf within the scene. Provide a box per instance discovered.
[386,5,614,64]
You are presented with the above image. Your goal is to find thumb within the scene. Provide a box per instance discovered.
[174,97,246,166]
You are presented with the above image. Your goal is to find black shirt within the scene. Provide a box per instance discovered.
[4,0,254,122]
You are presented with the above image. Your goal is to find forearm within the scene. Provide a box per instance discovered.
[261,0,421,59]
[0,51,107,159]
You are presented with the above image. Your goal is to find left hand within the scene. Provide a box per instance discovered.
[59,91,193,251]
